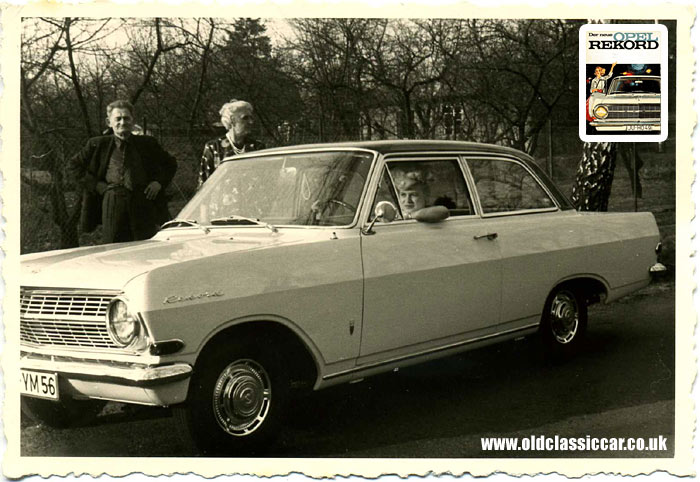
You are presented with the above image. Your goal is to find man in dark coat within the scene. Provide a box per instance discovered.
[71,100,177,243]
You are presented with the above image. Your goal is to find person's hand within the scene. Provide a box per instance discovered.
[612,62,617,67]
[144,181,162,200]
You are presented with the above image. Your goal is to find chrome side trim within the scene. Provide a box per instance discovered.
[221,146,382,161]
[323,322,539,380]
[480,207,561,218]
[20,287,123,296]
[20,354,192,387]
[461,154,561,215]
[19,342,155,361]
[212,149,379,230]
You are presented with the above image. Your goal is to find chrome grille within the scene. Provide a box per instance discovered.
[606,103,660,120]
[20,289,121,349]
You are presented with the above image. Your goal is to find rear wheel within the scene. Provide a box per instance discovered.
[174,337,289,455]
[540,286,587,359]
[21,396,105,428]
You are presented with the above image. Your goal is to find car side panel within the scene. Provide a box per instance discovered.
[358,217,502,362]
[139,230,363,369]
[493,210,659,324]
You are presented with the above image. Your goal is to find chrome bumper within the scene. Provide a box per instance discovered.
[649,262,668,278]
[20,352,192,406]
[590,120,660,131]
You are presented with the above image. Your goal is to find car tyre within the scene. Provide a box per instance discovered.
[540,286,587,360]
[174,337,289,456]
[21,396,105,428]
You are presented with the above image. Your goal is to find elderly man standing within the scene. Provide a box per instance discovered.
[71,100,177,243]
[198,100,265,187]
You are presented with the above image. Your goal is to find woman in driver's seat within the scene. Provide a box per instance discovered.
[395,171,430,219]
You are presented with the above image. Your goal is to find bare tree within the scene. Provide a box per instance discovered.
[572,19,619,212]
[436,19,578,152]
[20,17,193,251]
[360,20,449,139]
[287,18,375,141]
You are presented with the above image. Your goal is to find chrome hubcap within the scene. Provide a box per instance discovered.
[212,359,271,437]
[550,292,579,344]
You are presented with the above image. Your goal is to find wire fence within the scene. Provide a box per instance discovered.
[17,121,597,254]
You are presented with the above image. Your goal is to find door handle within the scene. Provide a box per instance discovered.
[474,232,498,241]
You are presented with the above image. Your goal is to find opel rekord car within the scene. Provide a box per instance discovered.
[588,75,661,132]
[20,140,663,454]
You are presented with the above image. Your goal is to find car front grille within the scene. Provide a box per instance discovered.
[20,288,122,349]
[606,103,660,120]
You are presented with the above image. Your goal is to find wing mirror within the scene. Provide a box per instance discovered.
[413,205,450,223]
[362,201,397,235]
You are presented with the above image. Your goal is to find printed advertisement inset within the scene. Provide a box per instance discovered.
[579,23,668,142]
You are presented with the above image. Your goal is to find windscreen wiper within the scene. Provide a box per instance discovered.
[160,218,210,234]
[210,215,278,233]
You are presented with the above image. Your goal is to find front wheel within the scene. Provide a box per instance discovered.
[174,337,289,455]
[540,287,587,359]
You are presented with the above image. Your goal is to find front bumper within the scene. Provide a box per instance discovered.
[20,351,192,406]
[649,262,668,279]
[590,120,660,131]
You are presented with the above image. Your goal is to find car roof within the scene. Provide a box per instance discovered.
[250,139,532,160]
[222,140,574,210]
[611,75,661,79]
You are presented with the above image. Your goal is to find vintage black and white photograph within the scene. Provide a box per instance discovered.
[2,3,695,478]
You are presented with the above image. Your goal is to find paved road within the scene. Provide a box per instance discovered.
[20,282,675,457]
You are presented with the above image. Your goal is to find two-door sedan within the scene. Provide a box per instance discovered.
[588,75,662,132]
[19,140,663,454]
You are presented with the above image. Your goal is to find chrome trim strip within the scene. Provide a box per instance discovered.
[19,343,158,362]
[380,148,529,160]
[323,322,540,380]
[480,207,561,218]
[361,153,484,226]
[590,121,661,127]
[380,154,478,220]
[461,154,561,214]
[222,146,382,161]
[184,149,379,231]
[20,355,193,387]
[21,287,123,296]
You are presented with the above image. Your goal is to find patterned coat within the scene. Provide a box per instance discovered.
[198,136,265,187]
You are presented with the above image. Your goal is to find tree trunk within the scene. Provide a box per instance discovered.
[571,142,617,211]
[22,100,80,250]
[49,151,81,249]
[619,142,643,198]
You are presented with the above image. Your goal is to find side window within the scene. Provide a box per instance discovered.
[371,158,474,221]
[369,166,404,221]
[467,158,555,214]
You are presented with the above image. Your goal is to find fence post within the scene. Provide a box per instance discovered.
[547,118,553,178]
[632,142,638,212]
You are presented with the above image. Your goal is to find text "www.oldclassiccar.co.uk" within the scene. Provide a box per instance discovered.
[481,435,668,452]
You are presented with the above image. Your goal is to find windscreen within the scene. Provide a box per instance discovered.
[178,151,374,226]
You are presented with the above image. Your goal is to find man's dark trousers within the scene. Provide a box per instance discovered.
[101,186,161,243]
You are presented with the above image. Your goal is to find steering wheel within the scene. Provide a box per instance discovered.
[325,199,356,213]
[310,199,357,226]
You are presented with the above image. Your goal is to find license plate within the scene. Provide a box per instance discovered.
[20,370,59,400]
[626,125,657,131]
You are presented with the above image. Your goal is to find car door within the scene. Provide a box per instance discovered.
[463,155,565,326]
[358,156,503,364]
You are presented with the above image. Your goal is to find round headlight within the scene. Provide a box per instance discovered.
[594,105,609,119]
[106,298,140,346]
